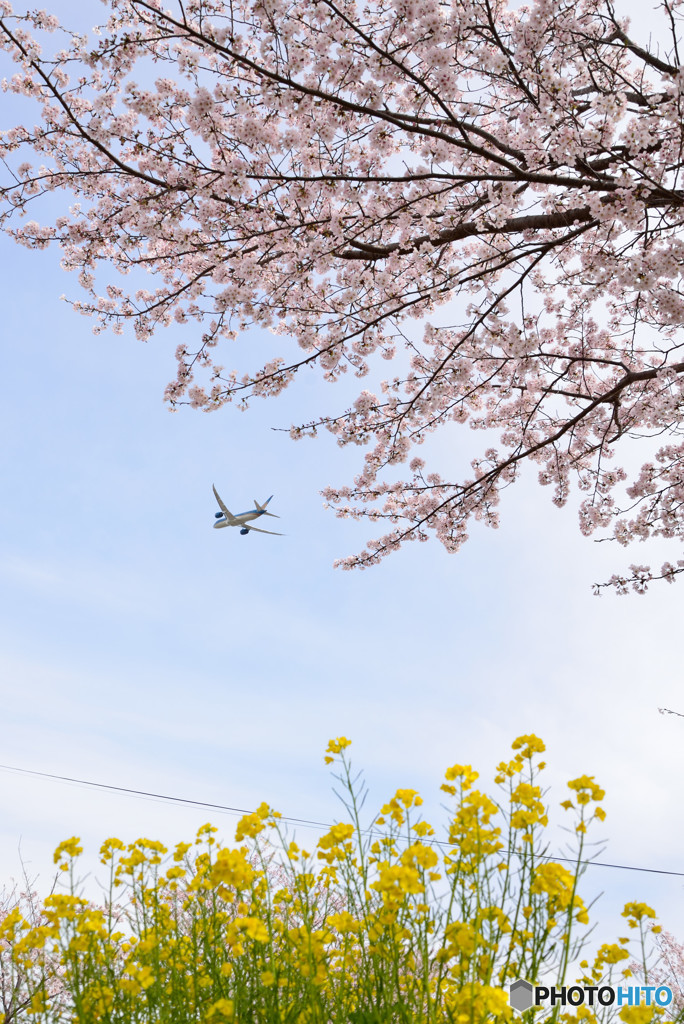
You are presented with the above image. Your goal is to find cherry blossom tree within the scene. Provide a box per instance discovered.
[0,884,66,1022]
[631,929,684,1016]
[3,0,684,589]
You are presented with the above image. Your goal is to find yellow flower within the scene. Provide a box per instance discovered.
[381,792,421,826]
[119,978,141,996]
[327,911,360,935]
[619,1006,664,1024]
[511,734,546,757]
[494,757,524,782]
[81,982,114,1018]
[136,965,155,990]
[235,916,269,943]
[395,788,423,809]
[594,942,630,966]
[197,822,219,838]
[261,970,276,986]
[174,841,192,861]
[324,737,351,763]
[235,802,279,841]
[0,907,25,942]
[28,990,46,1015]
[129,837,167,863]
[371,863,423,898]
[206,998,234,1021]
[530,862,576,909]
[622,902,656,922]
[445,982,511,1021]
[210,847,256,888]
[53,836,83,865]
[400,842,438,871]
[43,893,88,923]
[567,775,605,803]
[317,823,354,850]
[618,905,655,929]
[316,823,355,864]
[99,837,125,863]
[443,920,478,957]
[444,763,479,788]
[511,782,547,828]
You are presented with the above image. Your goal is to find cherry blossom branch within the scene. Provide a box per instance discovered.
[3,0,684,587]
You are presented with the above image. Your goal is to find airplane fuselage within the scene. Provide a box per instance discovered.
[213,508,268,529]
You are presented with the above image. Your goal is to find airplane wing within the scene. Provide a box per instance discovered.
[243,523,284,536]
[212,484,237,522]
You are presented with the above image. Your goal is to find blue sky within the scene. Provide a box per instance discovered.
[1,0,683,963]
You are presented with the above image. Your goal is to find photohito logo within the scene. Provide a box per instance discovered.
[509,979,674,1013]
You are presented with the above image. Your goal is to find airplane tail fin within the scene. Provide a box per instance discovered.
[255,496,279,518]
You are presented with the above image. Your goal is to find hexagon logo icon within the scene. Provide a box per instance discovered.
[509,978,535,1013]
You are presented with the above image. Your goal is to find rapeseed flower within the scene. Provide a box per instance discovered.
[622,902,657,924]
[511,734,546,757]
[1,734,667,1024]
[324,737,351,763]
[52,836,82,869]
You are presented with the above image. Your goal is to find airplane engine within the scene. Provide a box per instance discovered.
[240,528,250,535]
[215,512,224,519]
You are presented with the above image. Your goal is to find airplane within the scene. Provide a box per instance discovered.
[212,484,283,536]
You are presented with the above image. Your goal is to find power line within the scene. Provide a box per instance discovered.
[0,762,330,829]
[1,761,683,880]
